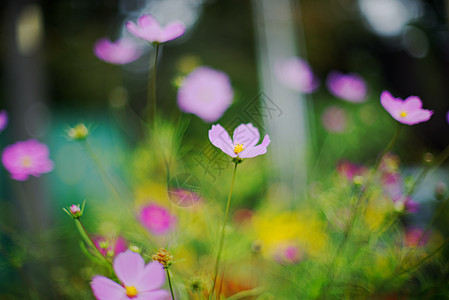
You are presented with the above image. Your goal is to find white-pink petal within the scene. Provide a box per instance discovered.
[91,276,127,300]
[232,123,260,148]
[113,250,145,287]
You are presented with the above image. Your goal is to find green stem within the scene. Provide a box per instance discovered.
[210,163,239,299]
[74,219,111,267]
[166,268,175,300]
[148,44,160,125]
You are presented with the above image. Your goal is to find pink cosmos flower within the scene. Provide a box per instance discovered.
[336,160,368,182]
[94,235,128,258]
[275,57,319,93]
[139,203,177,235]
[380,91,433,125]
[321,106,348,133]
[91,250,169,300]
[126,14,185,44]
[209,123,271,159]
[94,38,142,65]
[177,67,233,122]
[0,110,8,133]
[326,71,367,103]
[2,139,54,181]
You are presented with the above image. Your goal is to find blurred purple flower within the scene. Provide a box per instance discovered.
[275,57,319,93]
[0,110,8,133]
[177,67,233,122]
[380,91,433,125]
[94,38,141,65]
[2,139,54,181]
[209,123,270,159]
[91,250,169,300]
[139,203,177,235]
[93,235,128,258]
[127,14,185,44]
[382,172,419,213]
[326,71,367,103]
[321,106,348,133]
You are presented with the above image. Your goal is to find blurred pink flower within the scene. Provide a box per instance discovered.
[274,244,303,265]
[177,67,233,122]
[0,110,8,133]
[275,57,319,93]
[127,14,185,44]
[336,160,368,182]
[382,172,419,213]
[405,227,429,247]
[447,111,449,124]
[91,250,169,300]
[380,91,433,125]
[2,139,54,181]
[94,38,142,65]
[209,123,270,159]
[168,188,201,207]
[139,203,177,235]
[93,235,128,258]
[321,106,348,133]
[326,71,367,103]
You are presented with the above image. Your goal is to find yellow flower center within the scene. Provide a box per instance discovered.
[21,156,32,167]
[400,110,407,118]
[234,144,245,155]
[125,286,138,298]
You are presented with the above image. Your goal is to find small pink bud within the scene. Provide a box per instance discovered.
[70,205,81,216]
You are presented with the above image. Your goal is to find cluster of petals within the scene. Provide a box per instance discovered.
[275,57,319,93]
[91,250,169,300]
[380,91,433,125]
[139,203,177,235]
[177,66,233,122]
[94,38,142,65]
[209,123,270,159]
[126,14,185,44]
[326,71,367,103]
[1,139,54,181]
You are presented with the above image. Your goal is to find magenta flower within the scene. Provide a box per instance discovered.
[209,123,270,159]
[336,160,368,182]
[177,67,233,122]
[380,91,433,125]
[126,14,185,44]
[2,139,54,181]
[275,57,319,93]
[94,235,128,258]
[91,250,169,300]
[0,110,8,133]
[94,38,142,65]
[321,106,348,133]
[139,203,177,235]
[274,244,303,265]
[326,71,367,103]
[405,227,429,247]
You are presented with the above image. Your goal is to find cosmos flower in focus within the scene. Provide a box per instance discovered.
[2,139,54,181]
[94,235,128,258]
[139,203,177,235]
[127,14,185,44]
[0,110,8,133]
[326,71,367,103]
[94,38,142,65]
[91,250,169,300]
[209,123,270,159]
[380,91,433,125]
[275,57,319,93]
[177,67,233,122]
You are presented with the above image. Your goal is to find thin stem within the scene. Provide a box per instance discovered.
[148,44,160,125]
[165,268,175,300]
[210,163,239,299]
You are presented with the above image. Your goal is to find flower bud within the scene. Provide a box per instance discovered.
[69,204,82,218]
[152,248,174,268]
[67,123,89,140]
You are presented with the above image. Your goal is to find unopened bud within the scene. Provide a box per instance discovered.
[67,123,89,140]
